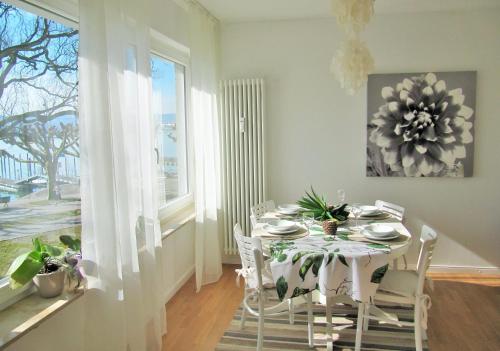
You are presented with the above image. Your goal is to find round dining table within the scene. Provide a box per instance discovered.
[251,209,413,351]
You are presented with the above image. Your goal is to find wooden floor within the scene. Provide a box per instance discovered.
[163,265,500,351]
[162,265,244,351]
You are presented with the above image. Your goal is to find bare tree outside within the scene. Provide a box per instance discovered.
[0,3,78,200]
[0,3,80,279]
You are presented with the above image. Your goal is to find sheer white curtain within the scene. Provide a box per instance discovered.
[189,3,223,291]
[79,0,166,350]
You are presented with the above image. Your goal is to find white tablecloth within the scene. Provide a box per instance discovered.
[269,235,392,303]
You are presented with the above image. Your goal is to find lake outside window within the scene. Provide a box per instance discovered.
[151,54,188,208]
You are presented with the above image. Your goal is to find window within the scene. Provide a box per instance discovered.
[0,2,79,304]
[151,53,189,210]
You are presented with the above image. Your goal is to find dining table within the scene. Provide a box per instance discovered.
[251,208,412,350]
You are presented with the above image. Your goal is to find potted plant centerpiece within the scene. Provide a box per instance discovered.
[298,187,350,235]
[7,236,83,298]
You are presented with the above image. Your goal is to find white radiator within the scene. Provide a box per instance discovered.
[219,79,266,255]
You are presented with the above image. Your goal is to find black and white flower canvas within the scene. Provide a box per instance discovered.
[366,71,476,177]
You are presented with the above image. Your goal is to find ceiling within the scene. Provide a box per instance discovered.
[196,0,500,23]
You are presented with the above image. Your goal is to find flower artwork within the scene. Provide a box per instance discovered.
[366,71,476,177]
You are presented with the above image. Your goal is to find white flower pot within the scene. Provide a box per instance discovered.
[33,269,65,298]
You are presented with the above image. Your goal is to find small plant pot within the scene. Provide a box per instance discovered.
[33,269,65,298]
[322,220,338,235]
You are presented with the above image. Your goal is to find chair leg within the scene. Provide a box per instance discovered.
[363,304,370,331]
[403,254,408,270]
[257,292,264,351]
[414,299,423,351]
[393,258,399,270]
[288,298,295,325]
[326,296,332,351]
[307,292,314,348]
[355,302,365,351]
[240,307,247,330]
[240,291,247,330]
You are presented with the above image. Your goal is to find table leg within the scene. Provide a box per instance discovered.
[326,296,332,351]
[355,302,365,351]
[307,292,314,348]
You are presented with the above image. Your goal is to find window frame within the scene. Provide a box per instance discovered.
[150,29,194,221]
[0,0,79,309]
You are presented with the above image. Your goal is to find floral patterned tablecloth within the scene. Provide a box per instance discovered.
[269,235,391,303]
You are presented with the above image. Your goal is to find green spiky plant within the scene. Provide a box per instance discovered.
[297,187,350,222]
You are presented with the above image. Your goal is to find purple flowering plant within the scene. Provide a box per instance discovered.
[59,235,84,288]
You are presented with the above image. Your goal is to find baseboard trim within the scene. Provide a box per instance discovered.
[222,254,241,265]
[165,265,195,303]
[407,264,500,275]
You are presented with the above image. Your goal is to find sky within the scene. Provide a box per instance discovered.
[151,54,178,116]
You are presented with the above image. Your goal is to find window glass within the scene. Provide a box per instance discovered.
[0,3,79,280]
[151,54,188,206]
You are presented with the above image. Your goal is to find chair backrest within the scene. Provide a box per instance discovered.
[234,223,264,289]
[250,200,276,228]
[375,200,405,221]
[416,225,438,294]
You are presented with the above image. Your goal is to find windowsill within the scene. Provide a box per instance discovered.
[160,205,196,240]
[158,193,194,220]
[0,289,83,350]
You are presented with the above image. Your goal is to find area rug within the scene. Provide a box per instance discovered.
[216,296,429,351]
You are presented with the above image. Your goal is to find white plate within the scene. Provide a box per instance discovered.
[360,211,390,219]
[360,205,382,216]
[277,204,301,215]
[266,219,296,231]
[264,224,298,234]
[362,230,399,241]
[365,224,397,237]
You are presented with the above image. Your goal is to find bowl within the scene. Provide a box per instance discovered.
[360,205,381,216]
[365,224,396,237]
[277,204,301,214]
[266,219,296,231]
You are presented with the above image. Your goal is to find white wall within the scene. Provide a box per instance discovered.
[220,10,500,271]
[163,220,196,301]
[4,298,84,351]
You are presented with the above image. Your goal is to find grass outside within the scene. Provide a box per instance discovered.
[0,209,80,228]
[0,225,81,279]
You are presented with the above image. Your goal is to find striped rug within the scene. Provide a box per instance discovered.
[216,296,430,351]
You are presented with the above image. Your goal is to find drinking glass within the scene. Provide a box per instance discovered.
[337,189,346,204]
[303,212,315,234]
[350,203,363,231]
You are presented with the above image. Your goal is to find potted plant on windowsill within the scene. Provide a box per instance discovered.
[59,235,84,290]
[297,187,350,235]
[7,236,83,298]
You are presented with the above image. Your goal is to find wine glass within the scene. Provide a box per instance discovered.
[303,212,315,234]
[350,203,363,231]
[337,189,346,205]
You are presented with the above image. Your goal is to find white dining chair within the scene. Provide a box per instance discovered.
[234,224,314,350]
[250,200,276,229]
[375,199,407,269]
[375,199,405,221]
[357,224,438,351]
